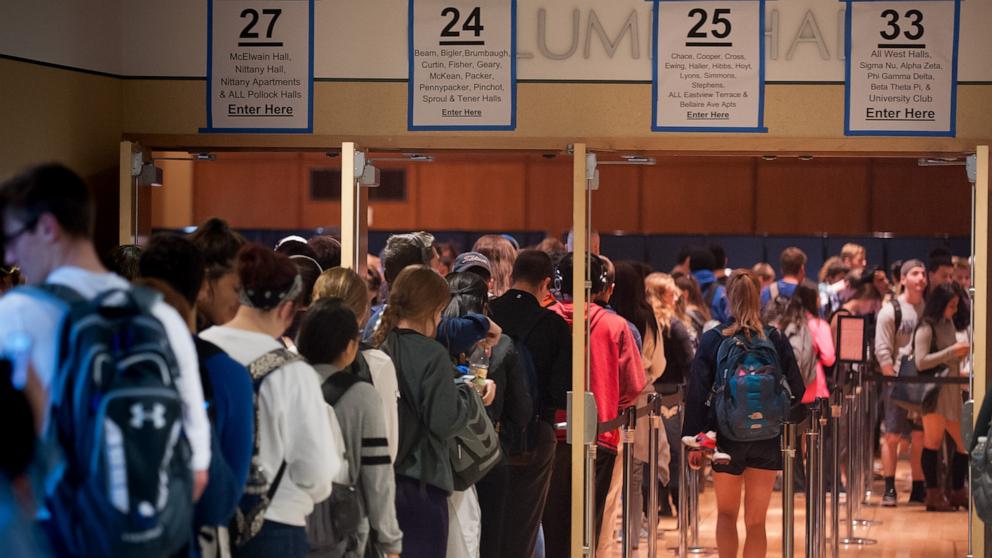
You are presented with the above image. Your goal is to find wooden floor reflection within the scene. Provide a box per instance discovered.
[597,460,970,558]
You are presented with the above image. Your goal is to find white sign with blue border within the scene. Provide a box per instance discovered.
[409,0,516,131]
[203,0,313,133]
[652,0,767,133]
[845,0,959,137]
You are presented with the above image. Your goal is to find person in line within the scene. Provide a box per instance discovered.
[0,164,213,554]
[840,243,867,274]
[283,253,323,344]
[487,250,571,558]
[189,217,245,331]
[472,234,517,298]
[443,271,531,558]
[595,255,642,351]
[707,242,729,286]
[645,272,696,516]
[682,270,806,558]
[296,299,402,558]
[874,260,929,506]
[794,282,835,403]
[106,244,142,280]
[313,267,401,463]
[308,235,341,271]
[751,263,775,292]
[565,228,601,256]
[817,257,850,317]
[759,247,807,310]
[544,253,645,558]
[914,283,971,511]
[371,266,485,558]
[604,261,670,550]
[688,247,729,323]
[200,244,342,557]
[139,233,256,557]
[673,273,710,342]
[451,251,493,294]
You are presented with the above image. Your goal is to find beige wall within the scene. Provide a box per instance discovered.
[123,81,992,154]
[1,58,124,252]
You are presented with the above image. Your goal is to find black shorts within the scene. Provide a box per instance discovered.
[712,436,782,476]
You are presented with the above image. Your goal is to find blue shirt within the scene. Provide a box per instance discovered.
[692,270,730,323]
[760,280,799,309]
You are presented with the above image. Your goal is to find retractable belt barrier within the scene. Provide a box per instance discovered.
[866,373,970,384]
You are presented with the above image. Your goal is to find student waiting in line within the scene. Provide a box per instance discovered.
[372,266,493,558]
[297,299,402,557]
[200,244,342,558]
[189,217,246,331]
[683,271,806,558]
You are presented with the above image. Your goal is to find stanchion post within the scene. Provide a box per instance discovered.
[781,422,797,558]
[678,442,688,558]
[817,398,829,558]
[831,393,842,558]
[587,443,598,558]
[840,371,877,546]
[805,406,821,558]
[622,407,637,558]
[647,395,660,558]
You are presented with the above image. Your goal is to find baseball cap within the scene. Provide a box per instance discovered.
[452,251,492,275]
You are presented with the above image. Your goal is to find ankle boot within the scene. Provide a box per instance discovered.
[947,487,969,509]
[925,488,954,512]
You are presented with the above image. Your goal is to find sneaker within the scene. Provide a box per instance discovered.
[681,431,718,450]
[882,487,897,507]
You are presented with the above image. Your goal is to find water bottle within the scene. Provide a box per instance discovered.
[468,345,490,390]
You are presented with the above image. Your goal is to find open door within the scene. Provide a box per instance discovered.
[118,141,155,246]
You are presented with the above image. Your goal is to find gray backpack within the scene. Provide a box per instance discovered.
[783,321,817,387]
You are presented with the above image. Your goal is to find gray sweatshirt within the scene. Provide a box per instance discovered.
[874,294,925,369]
[914,319,960,373]
[314,364,403,556]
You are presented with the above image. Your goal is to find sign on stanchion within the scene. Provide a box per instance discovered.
[203,0,314,133]
[652,0,767,132]
[845,0,961,136]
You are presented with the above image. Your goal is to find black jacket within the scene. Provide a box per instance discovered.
[489,289,570,422]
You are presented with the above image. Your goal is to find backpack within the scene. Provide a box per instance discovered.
[448,383,502,490]
[500,315,545,462]
[709,327,792,442]
[307,373,367,550]
[230,348,301,548]
[761,282,792,325]
[782,321,817,387]
[33,284,193,558]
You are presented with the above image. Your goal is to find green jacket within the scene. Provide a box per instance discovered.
[382,329,471,492]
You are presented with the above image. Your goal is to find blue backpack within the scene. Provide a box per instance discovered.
[710,327,792,442]
[28,284,193,558]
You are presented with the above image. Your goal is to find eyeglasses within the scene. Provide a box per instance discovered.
[2,216,39,249]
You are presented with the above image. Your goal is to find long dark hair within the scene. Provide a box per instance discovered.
[444,271,488,318]
[611,261,658,341]
[921,283,958,327]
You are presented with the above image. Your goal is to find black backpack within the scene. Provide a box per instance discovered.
[26,284,193,558]
[307,373,367,551]
[500,314,546,462]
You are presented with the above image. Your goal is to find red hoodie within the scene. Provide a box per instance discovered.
[550,301,646,452]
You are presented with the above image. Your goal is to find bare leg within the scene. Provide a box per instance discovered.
[881,433,901,477]
[741,468,778,558]
[922,414,947,450]
[713,472,743,558]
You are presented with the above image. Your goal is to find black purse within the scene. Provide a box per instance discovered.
[891,324,945,413]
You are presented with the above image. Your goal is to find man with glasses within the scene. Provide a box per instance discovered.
[0,163,212,551]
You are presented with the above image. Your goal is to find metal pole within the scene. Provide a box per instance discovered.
[840,373,877,546]
[587,443,598,558]
[623,407,637,558]
[689,463,700,548]
[831,394,841,558]
[678,442,688,558]
[851,368,881,526]
[817,399,829,558]
[781,422,797,558]
[805,407,821,558]
[648,395,660,558]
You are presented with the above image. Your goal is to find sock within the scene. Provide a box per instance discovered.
[921,448,940,488]
[884,476,896,492]
[911,480,925,496]
[953,452,969,490]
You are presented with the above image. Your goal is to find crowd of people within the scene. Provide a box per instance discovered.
[0,162,977,558]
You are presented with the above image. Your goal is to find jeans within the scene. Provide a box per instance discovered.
[232,521,308,558]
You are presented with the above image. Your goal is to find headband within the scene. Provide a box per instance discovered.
[290,254,323,273]
[239,273,303,310]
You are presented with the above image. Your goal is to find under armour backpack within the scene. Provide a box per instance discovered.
[33,284,193,558]
[710,328,792,442]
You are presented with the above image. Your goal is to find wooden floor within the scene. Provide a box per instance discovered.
[598,459,970,558]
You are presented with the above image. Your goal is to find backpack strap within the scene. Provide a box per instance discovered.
[892,299,903,332]
[322,372,365,406]
[770,282,779,301]
[704,283,718,307]
[246,348,301,501]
